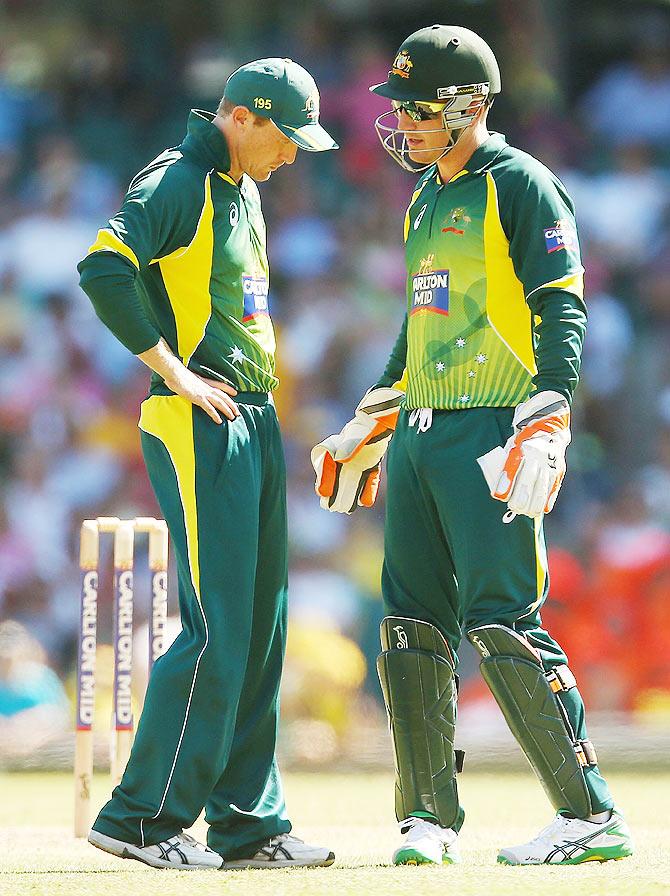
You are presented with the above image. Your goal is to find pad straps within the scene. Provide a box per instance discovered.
[468,624,595,818]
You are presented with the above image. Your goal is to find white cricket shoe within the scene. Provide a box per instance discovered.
[221,832,335,869]
[88,829,223,869]
[498,808,633,865]
[392,816,460,865]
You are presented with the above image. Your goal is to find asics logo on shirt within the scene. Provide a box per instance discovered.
[414,204,427,230]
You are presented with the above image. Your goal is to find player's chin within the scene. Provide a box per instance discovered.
[262,163,284,181]
[407,145,432,163]
[249,164,274,181]
[410,146,447,164]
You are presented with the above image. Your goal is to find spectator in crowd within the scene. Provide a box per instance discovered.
[0,620,70,758]
[562,142,670,269]
[580,13,670,151]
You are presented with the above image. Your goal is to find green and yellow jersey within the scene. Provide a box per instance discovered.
[377,132,587,409]
[78,110,278,394]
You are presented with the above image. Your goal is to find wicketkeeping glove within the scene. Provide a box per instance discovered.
[311,387,404,514]
[477,390,571,522]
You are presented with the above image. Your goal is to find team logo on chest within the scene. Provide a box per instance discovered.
[242,273,269,321]
[411,254,449,316]
[442,207,471,235]
[229,202,239,227]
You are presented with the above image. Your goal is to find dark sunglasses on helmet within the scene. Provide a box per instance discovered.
[391,99,447,122]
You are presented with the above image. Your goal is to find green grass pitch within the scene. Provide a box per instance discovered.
[0,769,667,895]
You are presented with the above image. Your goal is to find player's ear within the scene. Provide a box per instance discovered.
[470,101,488,124]
[231,105,253,129]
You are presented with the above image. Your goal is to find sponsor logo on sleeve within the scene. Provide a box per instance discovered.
[242,274,269,321]
[544,219,577,253]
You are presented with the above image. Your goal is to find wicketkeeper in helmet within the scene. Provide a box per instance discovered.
[312,25,634,866]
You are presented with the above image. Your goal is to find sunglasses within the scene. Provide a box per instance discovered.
[391,99,447,122]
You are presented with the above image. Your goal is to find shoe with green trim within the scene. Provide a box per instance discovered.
[392,817,460,865]
[497,808,633,865]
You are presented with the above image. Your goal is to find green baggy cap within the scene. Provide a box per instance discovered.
[224,57,338,152]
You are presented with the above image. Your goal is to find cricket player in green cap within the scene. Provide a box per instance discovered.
[312,25,634,866]
[77,57,337,870]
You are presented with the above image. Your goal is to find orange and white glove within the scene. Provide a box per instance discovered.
[311,387,404,514]
[477,390,571,522]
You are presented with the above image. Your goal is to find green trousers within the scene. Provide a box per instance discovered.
[382,406,613,815]
[93,392,291,858]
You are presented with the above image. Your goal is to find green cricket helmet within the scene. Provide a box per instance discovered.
[370,25,501,171]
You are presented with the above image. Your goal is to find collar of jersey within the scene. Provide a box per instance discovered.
[434,131,508,184]
[181,109,233,176]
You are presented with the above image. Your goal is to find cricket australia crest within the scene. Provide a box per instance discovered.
[392,50,413,79]
[302,92,319,121]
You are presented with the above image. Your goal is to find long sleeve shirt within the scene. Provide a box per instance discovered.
[375,132,587,408]
[78,110,279,394]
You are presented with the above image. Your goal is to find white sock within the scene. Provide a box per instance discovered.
[587,809,612,823]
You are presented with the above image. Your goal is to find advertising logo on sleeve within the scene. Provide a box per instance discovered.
[544,219,577,254]
[242,274,269,321]
[410,255,449,316]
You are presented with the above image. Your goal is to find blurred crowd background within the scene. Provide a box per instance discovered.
[1,0,670,768]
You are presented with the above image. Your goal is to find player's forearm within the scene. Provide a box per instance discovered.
[78,253,160,354]
[529,289,587,401]
[137,338,188,386]
[138,336,240,422]
[374,314,408,390]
